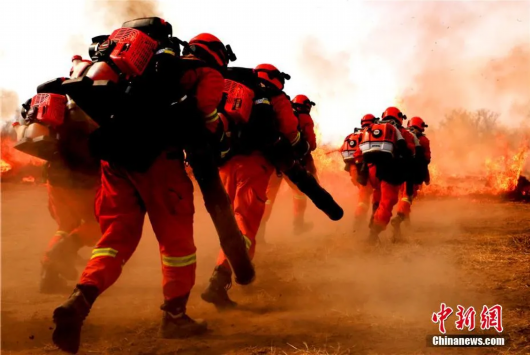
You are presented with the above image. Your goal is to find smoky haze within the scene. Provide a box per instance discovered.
[0,0,529,179]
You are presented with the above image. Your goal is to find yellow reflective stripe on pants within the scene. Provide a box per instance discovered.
[162,253,197,267]
[55,230,69,237]
[401,197,412,204]
[243,235,252,250]
[91,247,118,259]
[265,200,272,205]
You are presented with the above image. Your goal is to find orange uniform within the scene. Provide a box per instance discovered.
[79,60,225,302]
[368,125,416,231]
[203,65,303,310]
[41,159,101,292]
[396,132,431,218]
[262,108,317,234]
[340,132,373,220]
[215,92,298,268]
[271,94,302,145]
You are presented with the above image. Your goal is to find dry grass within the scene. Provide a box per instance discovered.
[238,343,353,355]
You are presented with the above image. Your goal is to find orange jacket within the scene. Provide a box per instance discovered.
[179,57,225,133]
[298,112,317,151]
[418,134,431,162]
[271,94,301,145]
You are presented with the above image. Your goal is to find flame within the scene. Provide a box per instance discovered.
[1,159,12,173]
[22,176,35,183]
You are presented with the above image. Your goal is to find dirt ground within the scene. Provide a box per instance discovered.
[1,181,529,355]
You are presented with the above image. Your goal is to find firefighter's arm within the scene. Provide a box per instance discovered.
[194,67,230,160]
[300,113,317,151]
[271,94,301,146]
[193,67,225,134]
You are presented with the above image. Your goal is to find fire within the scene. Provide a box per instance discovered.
[22,176,35,183]
[1,159,12,173]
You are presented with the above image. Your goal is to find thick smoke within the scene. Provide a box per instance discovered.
[86,0,161,28]
[0,90,20,122]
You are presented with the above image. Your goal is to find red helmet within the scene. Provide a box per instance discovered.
[292,95,315,113]
[254,64,291,90]
[382,106,406,125]
[408,116,428,132]
[188,33,236,68]
[361,114,376,127]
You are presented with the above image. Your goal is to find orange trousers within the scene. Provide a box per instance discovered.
[368,165,400,230]
[216,153,274,270]
[43,184,100,265]
[396,184,420,217]
[348,164,373,218]
[79,154,197,300]
[262,174,307,223]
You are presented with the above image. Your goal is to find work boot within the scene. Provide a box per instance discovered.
[293,218,313,235]
[391,213,406,243]
[39,267,69,294]
[201,266,237,310]
[404,215,411,228]
[159,293,207,338]
[45,234,83,281]
[367,224,383,245]
[368,202,379,229]
[52,284,98,354]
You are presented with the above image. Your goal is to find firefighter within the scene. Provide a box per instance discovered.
[40,159,101,294]
[16,62,102,294]
[391,116,431,239]
[258,94,317,241]
[52,29,233,354]
[201,64,310,310]
[340,114,376,230]
[353,107,416,244]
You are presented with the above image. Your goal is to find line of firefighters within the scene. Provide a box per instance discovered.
[339,109,432,243]
[13,16,429,354]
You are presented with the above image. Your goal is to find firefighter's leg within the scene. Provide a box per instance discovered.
[53,161,146,354]
[285,177,313,235]
[140,155,206,338]
[257,172,282,244]
[201,157,239,309]
[371,180,400,242]
[203,154,273,310]
[70,186,101,247]
[41,185,83,293]
[391,184,409,241]
[367,165,381,239]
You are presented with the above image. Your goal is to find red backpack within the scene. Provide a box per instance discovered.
[340,130,361,162]
[359,121,402,162]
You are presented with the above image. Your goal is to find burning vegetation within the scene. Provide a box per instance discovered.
[312,108,530,201]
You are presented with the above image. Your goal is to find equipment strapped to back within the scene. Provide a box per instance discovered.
[340,131,361,162]
[222,79,255,124]
[359,121,404,162]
